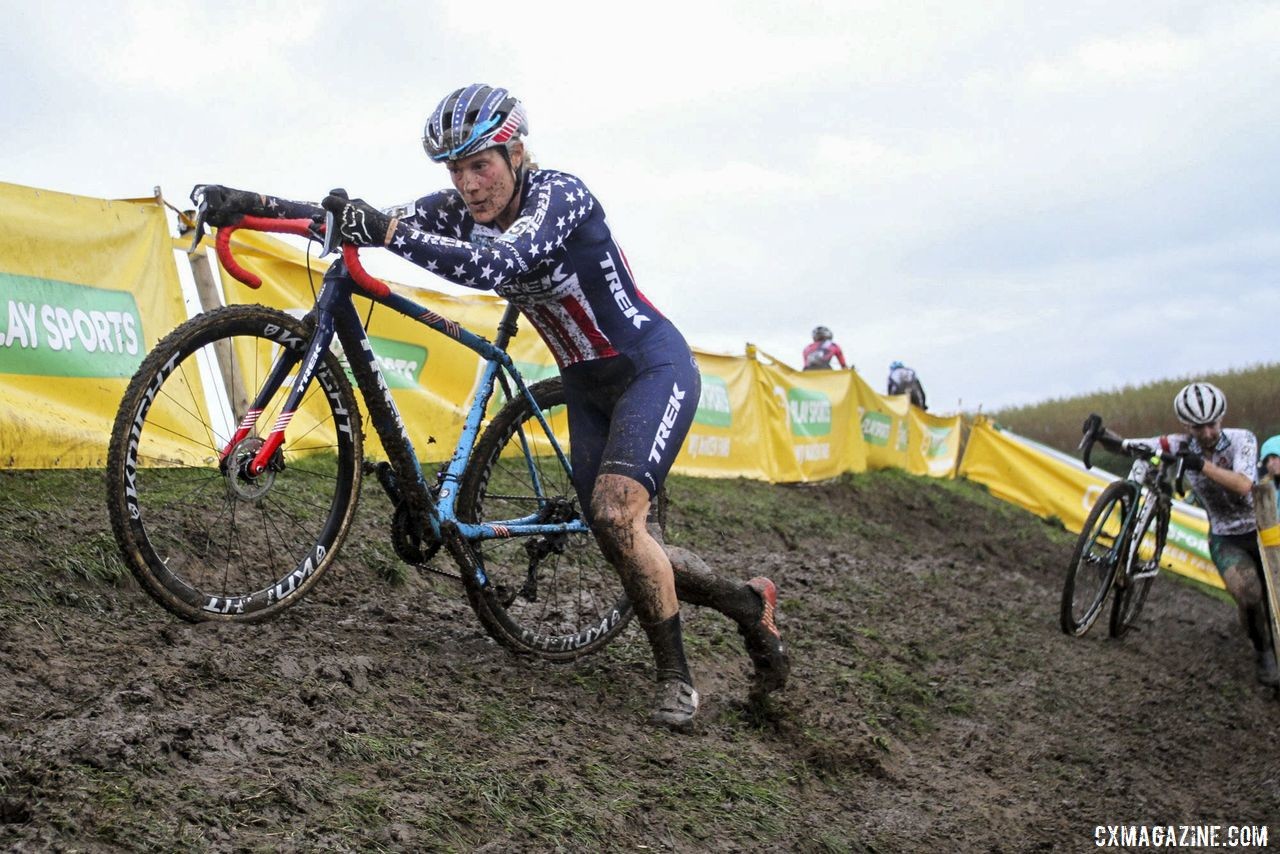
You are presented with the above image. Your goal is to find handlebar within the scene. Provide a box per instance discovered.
[202,213,391,299]
[1079,413,1188,494]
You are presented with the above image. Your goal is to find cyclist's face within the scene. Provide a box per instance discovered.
[1187,419,1223,447]
[447,146,522,227]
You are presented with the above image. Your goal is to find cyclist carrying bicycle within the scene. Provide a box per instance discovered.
[195,84,788,728]
[1090,382,1276,686]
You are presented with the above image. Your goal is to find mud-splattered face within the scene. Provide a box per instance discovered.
[446,145,523,228]
[1188,419,1223,450]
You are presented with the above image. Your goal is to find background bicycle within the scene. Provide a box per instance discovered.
[1060,414,1185,639]
[105,210,636,660]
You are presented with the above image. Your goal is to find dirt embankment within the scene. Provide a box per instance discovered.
[1,469,1276,852]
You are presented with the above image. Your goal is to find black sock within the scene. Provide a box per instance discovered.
[641,613,692,685]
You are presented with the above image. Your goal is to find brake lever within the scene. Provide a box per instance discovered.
[319,209,338,258]
[187,199,209,254]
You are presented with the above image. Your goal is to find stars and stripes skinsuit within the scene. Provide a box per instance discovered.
[271,168,700,506]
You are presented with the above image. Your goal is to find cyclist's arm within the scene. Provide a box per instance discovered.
[831,343,848,369]
[384,175,592,292]
[1205,430,1258,497]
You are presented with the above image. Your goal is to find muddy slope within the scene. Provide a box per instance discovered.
[1,469,1276,852]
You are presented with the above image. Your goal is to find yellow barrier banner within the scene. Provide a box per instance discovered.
[672,349,772,481]
[0,185,189,468]
[959,417,1221,589]
[907,406,962,479]
[751,352,867,482]
[852,371,911,472]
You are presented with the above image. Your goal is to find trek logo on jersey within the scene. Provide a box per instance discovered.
[599,253,650,329]
[648,383,686,464]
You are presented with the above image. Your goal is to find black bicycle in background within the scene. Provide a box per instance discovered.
[1060,414,1187,639]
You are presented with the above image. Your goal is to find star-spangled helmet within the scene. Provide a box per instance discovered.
[1173,381,1227,426]
[812,325,832,341]
[423,84,528,163]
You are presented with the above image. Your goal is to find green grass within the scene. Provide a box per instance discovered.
[988,361,1280,461]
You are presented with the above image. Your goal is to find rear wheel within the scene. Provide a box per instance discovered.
[105,305,363,622]
[1060,480,1133,637]
[1109,497,1168,638]
[454,377,634,661]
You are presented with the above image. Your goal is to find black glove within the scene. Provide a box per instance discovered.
[191,184,268,227]
[1178,449,1205,472]
[320,189,393,247]
[1081,413,1103,440]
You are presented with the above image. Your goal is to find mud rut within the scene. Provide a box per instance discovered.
[1,470,1276,852]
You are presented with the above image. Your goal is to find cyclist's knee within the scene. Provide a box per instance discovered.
[590,476,645,547]
[1222,566,1262,607]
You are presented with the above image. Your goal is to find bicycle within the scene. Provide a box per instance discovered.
[105,203,640,660]
[1059,414,1186,639]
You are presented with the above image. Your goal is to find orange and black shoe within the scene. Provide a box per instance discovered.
[739,577,789,693]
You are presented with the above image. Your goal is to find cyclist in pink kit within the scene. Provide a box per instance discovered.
[802,326,847,371]
[196,84,789,728]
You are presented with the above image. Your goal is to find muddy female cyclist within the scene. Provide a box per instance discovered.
[195,84,789,728]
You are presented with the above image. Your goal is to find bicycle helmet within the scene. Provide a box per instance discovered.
[423,84,528,163]
[889,360,904,371]
[812,325,832,341]
[1173,381,1227,426]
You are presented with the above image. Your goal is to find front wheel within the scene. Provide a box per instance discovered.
[454,377,633,661]
[1060,480,1134,637]
[105,305,363,622]
[1109,497,1169,638]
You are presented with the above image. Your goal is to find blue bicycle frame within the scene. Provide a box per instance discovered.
[236,265,588,570]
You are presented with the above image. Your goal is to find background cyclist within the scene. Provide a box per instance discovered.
[802,325,847,371]
[195,84,788,728]
[886,360,927,410]
[1096,382,1276,686]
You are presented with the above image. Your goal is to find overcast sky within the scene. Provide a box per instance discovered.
[5,1,1278,412]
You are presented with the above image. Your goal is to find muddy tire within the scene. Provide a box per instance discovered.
[1060,480,1133,637]
[454,377,633,660]
[105,305,363,622]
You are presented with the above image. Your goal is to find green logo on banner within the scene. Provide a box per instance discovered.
[1167,519,1209,558]
[695,375,732,427]
[926,426,953,458]
[0,274,144,377]
[787,388,831,437]
[337,336,428,390]
[862,411,892,446]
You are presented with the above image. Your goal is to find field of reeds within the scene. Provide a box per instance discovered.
[988,363,1280,472]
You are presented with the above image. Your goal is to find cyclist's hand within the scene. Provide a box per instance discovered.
[192,184,268,227]
[320,189,393,247]
[1081,413,1103,439]
[1177,449,1205,472]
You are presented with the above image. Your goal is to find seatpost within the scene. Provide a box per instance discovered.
[492,302,521,351]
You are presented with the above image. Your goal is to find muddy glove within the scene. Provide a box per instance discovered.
[191,184,269,227]
[320,189,394,247]
[1178,449,1205,472]
[1081,413,1103,440]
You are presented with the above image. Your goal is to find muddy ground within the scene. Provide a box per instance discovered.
[1,468,1276,852]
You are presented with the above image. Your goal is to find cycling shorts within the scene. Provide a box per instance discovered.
[1208,531,1262,580]
[560,326,701,507]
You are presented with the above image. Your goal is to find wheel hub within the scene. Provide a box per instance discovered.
[224,436,281,501]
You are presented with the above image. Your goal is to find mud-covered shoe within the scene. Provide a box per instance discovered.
[1256,649,1279,687]
[739,576,790,693]
[648,678,700,730]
